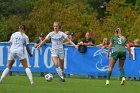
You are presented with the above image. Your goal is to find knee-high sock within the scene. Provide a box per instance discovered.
[0,68,9,80]
[120,68,125,77]
[107,71,112,80]
[56,67,64,79]
[25,68,33,82]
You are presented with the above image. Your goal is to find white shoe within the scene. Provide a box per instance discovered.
[105,80,109,85]
[30,80,34,85]
[121,77,125,86]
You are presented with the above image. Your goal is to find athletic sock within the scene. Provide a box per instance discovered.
[120,68,125,77]
[25,68,33,83]
[56,67,64,79]
[0,68,10,80]
[107,71,112,80]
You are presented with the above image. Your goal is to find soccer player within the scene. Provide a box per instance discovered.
[106,28,132,86]
[37,21,78,82]
[0,25,33,85]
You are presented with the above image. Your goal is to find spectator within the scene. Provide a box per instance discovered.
[134,39,140,47]
[78,32,95,46]
[97,37,109,50]
[34,33,46,48]
[34,33,46,77]
[70,32,78,45]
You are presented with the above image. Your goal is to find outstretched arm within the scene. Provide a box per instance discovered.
[65,37,78,48]
[37,38,47,48]
[26,44,32,57]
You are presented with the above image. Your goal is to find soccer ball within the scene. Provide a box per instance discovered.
[45,73,53,81]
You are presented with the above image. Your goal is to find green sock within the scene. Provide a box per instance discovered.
[120,68,125,77]
[107,71,112,80]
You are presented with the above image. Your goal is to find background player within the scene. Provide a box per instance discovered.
[106,28,132,86]
[0,25,33,85]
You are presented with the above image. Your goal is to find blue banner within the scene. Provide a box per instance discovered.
[0,42,140,77]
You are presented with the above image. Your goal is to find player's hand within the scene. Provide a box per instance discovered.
[36,44,41,49]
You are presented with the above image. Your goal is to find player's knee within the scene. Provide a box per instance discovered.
[108,67,113,71]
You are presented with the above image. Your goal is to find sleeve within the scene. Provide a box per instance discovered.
[9,34,13,43]
[125,39,128,45]
[62,32,67,39]
[46,33,51,40]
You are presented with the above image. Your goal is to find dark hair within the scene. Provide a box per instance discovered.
[40,33,44,37]
[70,32,75,36]
[78,45,87,53]
[19,25,26,31]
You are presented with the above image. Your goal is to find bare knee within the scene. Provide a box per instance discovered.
[20,59,28,68]
[108,67,113,71]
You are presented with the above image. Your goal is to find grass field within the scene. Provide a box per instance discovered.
[0,76,140,93]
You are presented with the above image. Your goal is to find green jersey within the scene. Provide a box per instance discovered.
[110,36,128,52]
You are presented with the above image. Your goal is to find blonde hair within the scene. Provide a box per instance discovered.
[102,37,109,46]
[53,21,61,28]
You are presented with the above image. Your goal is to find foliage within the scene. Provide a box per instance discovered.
[0,0,140,44]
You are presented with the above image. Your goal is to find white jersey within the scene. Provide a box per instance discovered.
[46,31,67,49]
[9,32,29,53]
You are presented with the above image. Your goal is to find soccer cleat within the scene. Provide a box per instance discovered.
[60,78,65,82]
[30,80,34,85]
[105,80,109,85]
[120,77,125,86]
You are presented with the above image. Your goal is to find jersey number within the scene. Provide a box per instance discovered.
[15,37,20,44]
[118,38,122,44]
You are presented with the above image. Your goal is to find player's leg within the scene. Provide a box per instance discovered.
[106,57,116,85]
[0,60,14,83]
[59,51,65,82]
[60,59,64,71]
[60,59,65,82]
[119,52,126,86]
[52,56,64,81]
[20,58,33,85]
[119,60,125,85]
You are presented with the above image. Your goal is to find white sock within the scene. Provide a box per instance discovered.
[56,67,64,79]
[0,68,9,80]
[25,68,33,82]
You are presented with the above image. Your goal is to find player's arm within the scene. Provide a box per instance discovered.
[37,38,47,48]
[65,37,78,48]
[126,43,133,58]
[107,42,112,58]
[25,36,32,57]
[34,40,42,48]
[34,43,39,48]
[26,44,32,57]
[9,34,13,48]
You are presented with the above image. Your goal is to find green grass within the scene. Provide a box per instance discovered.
[0,76,140,93]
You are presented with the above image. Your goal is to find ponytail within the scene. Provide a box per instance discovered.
[19,25,26,36]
